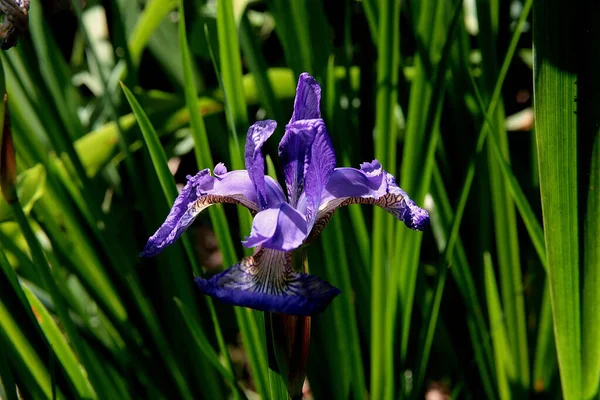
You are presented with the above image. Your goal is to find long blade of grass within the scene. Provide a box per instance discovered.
[21,285,96,399]
[441,0,532,273]
[210,4,270,396]
[483,252,516,400]
[217,0,248,151]
[413,263,447,397]
[579,5,600,399]
[178,4,240,397]
[0,299,61,399]
[0,344,18,400]
[370,0,400,397]
[429,168,497,400]
[320,216,367,398]
[468,73,546,268]
[533,280,557,394]
[533,2,581,398]
[476,0,530,388]
[128,0,178,66]
[121,84,217,400]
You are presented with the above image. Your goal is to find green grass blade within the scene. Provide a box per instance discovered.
[484,252,516,400]
[469,76,546,268]
[533,280,557,394]
[239,13,284,121]
[0,300,61,399]
[476,0,530,387]
[430,167,497,400]
[0,344,18,400]
[413,263,447,397]
[533,2,581,398]
[207,10,270,396]
[178,4,240,396]
[174,299,243,391]
[579,5,600,399]
[320,216,367,398]
[21,285,96,399]
[267,0,313,77]
[217,0,248,147]
[371,0,400,397]
[129,0,178,66]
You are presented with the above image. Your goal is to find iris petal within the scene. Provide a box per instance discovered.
[245,120,277,209]
[196,248,340,315]
[141,167,286,257]
[278,123,313,207]
[288,119,336,229]
[243,203,308,252]
[307,160,429,240]
[290,72,321,123]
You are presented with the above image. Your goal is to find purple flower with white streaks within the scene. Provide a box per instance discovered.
[141,73,429,316]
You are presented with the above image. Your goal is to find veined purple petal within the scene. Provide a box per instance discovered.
[141,167,286,257]
[306,160,429,241]
[140,170,208,257]
[290,73,321,123]
[289,119,336,229]
[242,203,308,252]
[196,248,340,315]
[278,122,315,206]
[245,120,277,209]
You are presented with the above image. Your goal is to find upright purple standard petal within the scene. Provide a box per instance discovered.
[243,203,308,251]
[245,120,277,209]
[290,119,336,229]
[196,248,340,315]
[290,73,321,122]
[278,122,315,206]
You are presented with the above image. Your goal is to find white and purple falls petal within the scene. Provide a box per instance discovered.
[307,160,429,240]
[195,248,339,315]
[140,167,286,257]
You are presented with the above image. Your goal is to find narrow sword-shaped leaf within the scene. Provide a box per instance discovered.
[534,1,581,398]
[22,284,96,399]
[371,0,400,397]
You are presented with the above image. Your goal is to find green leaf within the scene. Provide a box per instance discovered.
[370,0,401,397]
[129,0,178,66]
[484,252,516,400]
[533,280,557,393]
[533,2,582,399]
[0,164,46,223]
[22,284,96,399]
[0,300,63,399]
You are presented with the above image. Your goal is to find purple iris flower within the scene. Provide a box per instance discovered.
[141,73,429,316]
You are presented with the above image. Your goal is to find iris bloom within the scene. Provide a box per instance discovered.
[141,73,429,316]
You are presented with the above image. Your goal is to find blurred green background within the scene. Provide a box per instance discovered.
[0,0,597,399]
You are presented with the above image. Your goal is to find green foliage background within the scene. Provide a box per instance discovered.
[0,0,597,399]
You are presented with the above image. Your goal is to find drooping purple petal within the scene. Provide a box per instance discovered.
[245,120,277,209]
[141,167,286,257]
[140,170,208,257]
[196,248,340,315]
[242,203,308,252]
[290,73,321,123]
[290,119,336,229]
[306,160,429,241]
